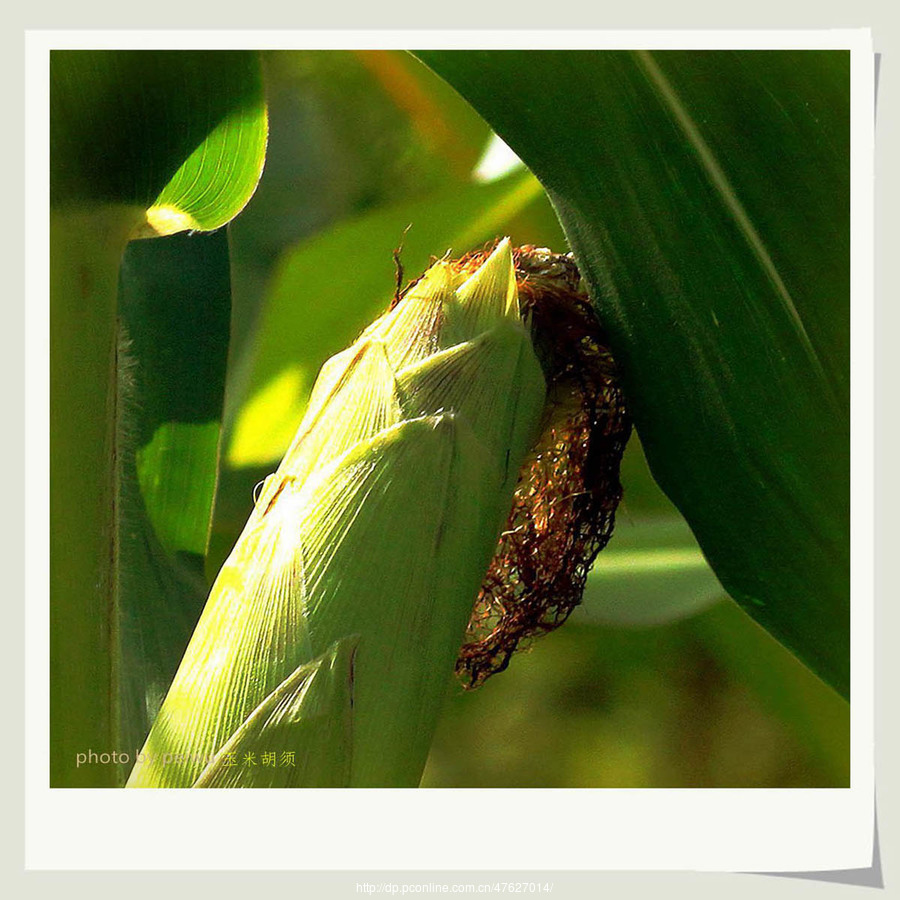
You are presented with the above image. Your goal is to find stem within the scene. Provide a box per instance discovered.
[49,207,139,787]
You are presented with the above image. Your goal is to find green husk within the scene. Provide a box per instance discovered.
[127,239,546,788]
[192,638,358,788]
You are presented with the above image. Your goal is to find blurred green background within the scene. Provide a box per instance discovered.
[210,50,848,788]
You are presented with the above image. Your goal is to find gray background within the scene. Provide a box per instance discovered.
[9,1,895,895]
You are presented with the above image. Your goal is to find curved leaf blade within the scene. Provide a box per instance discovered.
[50,51,266,785]
[115,231,233,762]
[119,231,231,560]
[51,50,267,233]
[414,50,850,696]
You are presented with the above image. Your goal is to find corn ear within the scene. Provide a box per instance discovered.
[127,239,546,788]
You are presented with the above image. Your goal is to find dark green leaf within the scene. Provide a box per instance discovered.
[50,50,266,785]
[114,231,232,762]
[414,50,850,696]
[119,231,231,560]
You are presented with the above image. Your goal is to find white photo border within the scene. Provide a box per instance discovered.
[25,28,874,872]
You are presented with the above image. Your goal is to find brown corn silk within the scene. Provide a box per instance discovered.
[441,244,632,687]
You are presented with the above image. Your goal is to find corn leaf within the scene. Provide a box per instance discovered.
[226,170,545,468]
[413,50,850,697]
[578,517,724,628]
[51,50,267,233]
[50,51,267,786]
[114,231,233,763]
